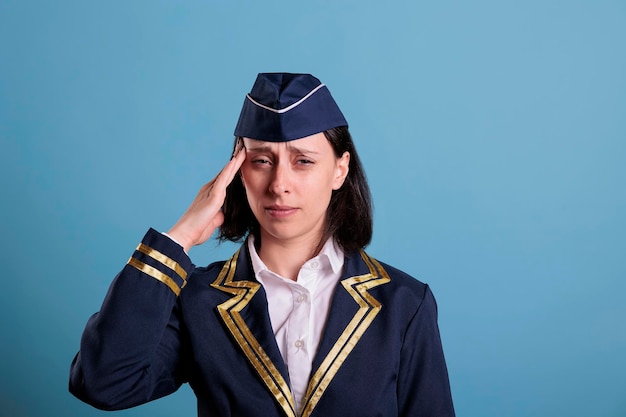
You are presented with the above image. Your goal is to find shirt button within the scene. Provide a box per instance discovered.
[296,294,307,303]
[310,261,320,269]
[294,339,304,349]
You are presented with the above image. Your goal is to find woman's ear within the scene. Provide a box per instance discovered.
[332,151,350,190]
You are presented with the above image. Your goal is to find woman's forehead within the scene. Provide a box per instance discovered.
[243,133,330,153]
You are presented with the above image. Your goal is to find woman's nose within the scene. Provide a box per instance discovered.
[269,163,290,195]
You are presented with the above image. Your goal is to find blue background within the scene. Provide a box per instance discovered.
[1,1,625,416]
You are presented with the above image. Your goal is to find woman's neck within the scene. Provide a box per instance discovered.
[257,233,323,281]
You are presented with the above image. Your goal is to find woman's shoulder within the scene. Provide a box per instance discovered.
[349,250,432,302]
[185,245,249,288]
[193,260,229,274]
[186,260,229,285]
[346,250,440,324]
[377,258,430,297]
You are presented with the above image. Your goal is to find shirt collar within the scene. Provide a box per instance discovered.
[247,235,344,279]
[316,237,344,275]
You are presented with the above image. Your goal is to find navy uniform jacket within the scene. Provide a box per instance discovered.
[69,229,455,417]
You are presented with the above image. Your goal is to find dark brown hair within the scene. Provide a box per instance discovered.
[218,126,373,252]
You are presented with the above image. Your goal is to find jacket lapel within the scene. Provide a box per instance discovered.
[211,245,391,417]
[299,250,391,417]
[210,243,296,417]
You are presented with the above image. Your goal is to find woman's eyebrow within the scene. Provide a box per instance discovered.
[245,145,273,153]
[286,145,320,155]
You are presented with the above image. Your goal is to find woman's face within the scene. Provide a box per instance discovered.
[241,133,350,247]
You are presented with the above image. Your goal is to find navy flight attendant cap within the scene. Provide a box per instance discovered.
[234,73,348,142]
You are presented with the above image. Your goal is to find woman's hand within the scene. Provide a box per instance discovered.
[167,141,246,252]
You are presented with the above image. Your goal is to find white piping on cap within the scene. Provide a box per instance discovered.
[245,83,326,114]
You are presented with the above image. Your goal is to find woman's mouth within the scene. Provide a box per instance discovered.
[265,205,298,218]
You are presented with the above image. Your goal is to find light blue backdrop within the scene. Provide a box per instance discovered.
[1,1,624,416]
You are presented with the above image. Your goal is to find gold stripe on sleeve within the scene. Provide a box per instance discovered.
[127,257,181,296]
[136,243,188,281]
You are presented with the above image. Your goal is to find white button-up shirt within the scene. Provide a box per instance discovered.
[247,236,344,413]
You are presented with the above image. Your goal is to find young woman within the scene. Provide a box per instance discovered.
[70,73,455,417]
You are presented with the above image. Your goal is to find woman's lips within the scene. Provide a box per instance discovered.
[265,205,298,218]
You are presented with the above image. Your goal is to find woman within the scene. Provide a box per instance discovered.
[69,73,455,417]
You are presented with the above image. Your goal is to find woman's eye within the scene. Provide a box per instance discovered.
[252,158,271,165]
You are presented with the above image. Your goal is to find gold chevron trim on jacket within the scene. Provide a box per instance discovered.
[300,251,390,417]
[211,249,390,417]
[211,250,297,417]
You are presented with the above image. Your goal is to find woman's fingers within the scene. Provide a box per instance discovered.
[213,142,246,193]
[166,143,246,251]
